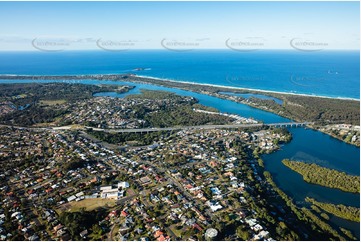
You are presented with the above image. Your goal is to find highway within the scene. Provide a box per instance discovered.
[0,122,312,134]
[81,122,312,133]
[82,122,312,133]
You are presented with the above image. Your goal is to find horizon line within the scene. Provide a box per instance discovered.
[0,48,359,52]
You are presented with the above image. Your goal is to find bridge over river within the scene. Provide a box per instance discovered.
[80,122,312,134]
[1,122,312,133]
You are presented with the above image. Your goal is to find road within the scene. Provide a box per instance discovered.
[50,122,311,133]
[0,122,312,134]
[139,159,214,220]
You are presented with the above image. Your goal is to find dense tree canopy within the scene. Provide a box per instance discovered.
[306,197,360,222]
[282,159,360,193]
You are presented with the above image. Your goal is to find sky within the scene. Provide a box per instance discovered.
[0,1,359,51]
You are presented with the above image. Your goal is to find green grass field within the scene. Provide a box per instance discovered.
[39,99,67,106]
[57,198,116,213]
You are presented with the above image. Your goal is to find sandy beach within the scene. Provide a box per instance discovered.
[136,75,360,102]
[0,73,359,101]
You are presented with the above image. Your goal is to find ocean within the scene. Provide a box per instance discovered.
[0,50,359,99]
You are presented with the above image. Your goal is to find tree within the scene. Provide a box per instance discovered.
[224,214,231,223]
[91,224,104,239]
[186,210,195,219]
[236,226,250,240]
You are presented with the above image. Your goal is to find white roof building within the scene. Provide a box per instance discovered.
[101,188,120,199]
[67,195,76,202]
[75,191,84,197]
[205,228,218,240]
[100,186,112,191]
[118,181,130,189]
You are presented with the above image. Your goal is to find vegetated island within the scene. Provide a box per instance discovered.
[282,159,360,193]
[263,171,348,241]
[306,197,360,222]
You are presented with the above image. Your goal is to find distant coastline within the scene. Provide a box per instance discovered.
[0,73,359,101]
[135,75,360,101]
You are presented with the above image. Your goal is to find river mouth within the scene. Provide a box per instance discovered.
[1,78,360,239]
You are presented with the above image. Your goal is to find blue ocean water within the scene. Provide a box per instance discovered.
[0,50,359,99]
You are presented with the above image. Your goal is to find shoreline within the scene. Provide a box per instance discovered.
[135,74,360,101]
[0,73,359,101]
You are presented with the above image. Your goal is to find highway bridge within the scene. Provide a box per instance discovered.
[1,122,313,133]
[82,122,312,134]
